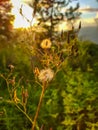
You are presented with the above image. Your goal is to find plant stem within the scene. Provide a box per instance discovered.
[14,103,33,125]
[32,85,45,130]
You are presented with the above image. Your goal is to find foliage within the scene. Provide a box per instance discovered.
[0,29,98,130]
[0,0,14,38]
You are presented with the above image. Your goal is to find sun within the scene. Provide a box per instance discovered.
[11,0,36,28]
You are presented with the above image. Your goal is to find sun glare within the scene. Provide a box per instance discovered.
[11,0,36,28]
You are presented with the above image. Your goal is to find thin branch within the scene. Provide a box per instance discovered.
[14,103,34,125]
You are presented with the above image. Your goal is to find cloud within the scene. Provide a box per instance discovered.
[80,7,98,12]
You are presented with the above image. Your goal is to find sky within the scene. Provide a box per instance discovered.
[11,0,98,28]
[79,0,98,18]
[64,0,98,24]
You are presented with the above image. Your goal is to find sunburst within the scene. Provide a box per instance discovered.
[11,0,36,28]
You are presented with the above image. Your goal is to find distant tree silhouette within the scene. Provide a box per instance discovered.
[29,0,81,40]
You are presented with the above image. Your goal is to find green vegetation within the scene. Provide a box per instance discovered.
[0,0,14,38]
[0,29,98,130]
[0,0,98,130]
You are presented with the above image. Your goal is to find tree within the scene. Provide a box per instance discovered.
[0,0,14,38]
[29,0,81,40]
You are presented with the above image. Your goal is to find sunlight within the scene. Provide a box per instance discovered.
[11,0,36,28]
[58,22,72,31]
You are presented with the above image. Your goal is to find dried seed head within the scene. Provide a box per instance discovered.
[8,64,14,70]
[34,67,40,77]
[38,68,54,83]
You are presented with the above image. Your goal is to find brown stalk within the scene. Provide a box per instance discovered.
[32,83,46,130]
